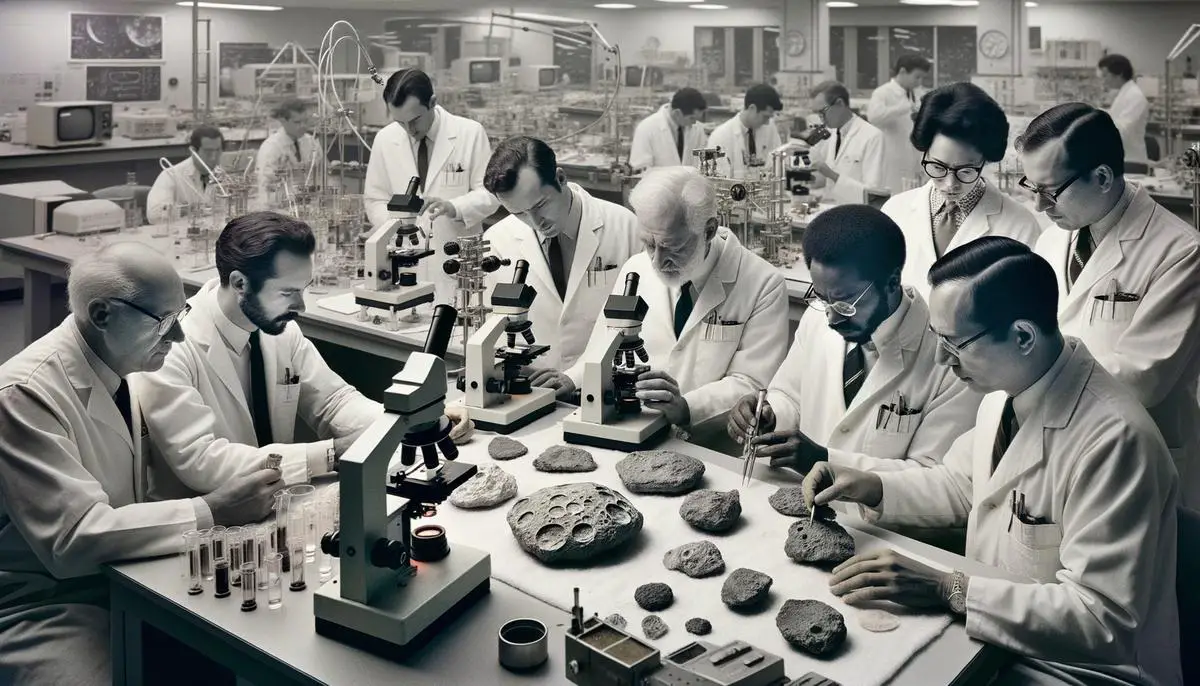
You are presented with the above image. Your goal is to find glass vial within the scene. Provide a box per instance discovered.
[289,538,307,591]
[273,490,291,573]
[318,496,335,582]
[183,530,203,596]
[198,529,214,582]
[256,525,272,590]
[214,559,231,599]
[240,563,257,612]
[210,525,226,561]
[265,553,284,610]
[226,526,243,586]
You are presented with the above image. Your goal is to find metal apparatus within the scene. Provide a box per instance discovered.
[1181,143,1200,230]
[314,305,491,658]
[443,235,511,346]
[693,147,727,178]
[452,259,557,433]
[562,272,670,451]
[739,389,767,486]
[1165,25,1200,157]
[353,177,437,329]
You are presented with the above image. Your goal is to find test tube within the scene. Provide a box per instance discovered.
[198,529,214,582]
[183,530,203,596]
[241,524,258,572]
[226,526,243,586]
[287,484,317,563]
[256,525,272,590]
[318,496,335,582]
[240,563,257,611]
[211,525,227,561]
[273,490,292,573]
[265,553,284,610]
[214,545,231,599]
[289,536,307,591]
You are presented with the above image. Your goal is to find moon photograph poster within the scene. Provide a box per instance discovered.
[70,13,164,61]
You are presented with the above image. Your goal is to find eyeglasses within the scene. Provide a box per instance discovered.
[1018,172,1084,204]
[112,298,190,336]
[803,283,872,318]
[922,155,984,184]
[929,325,991,356]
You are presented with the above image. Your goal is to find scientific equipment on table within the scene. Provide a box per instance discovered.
[288,482,319,563]
[51,199,124,236]
[183,530,203,596]
[114,109,175,140]
[25,101,113,149]
[786,145,818,208]
[740,389,768,486]
[1163,25,1200,156]
[227,526,244,587]
[214,529,232,599]
[452,259,557,434]
[452,57,504,86]
[516,65,561,92]
[256,526,272,591]
[1,107,28,145]
[198,529,214,582]
[318,497,336,582]
[1179,142,1200,229]
[232,63,317,99]
[0,180,93,278]
[289,534,308,592]
[693,147,727,178]
[562,273,671,451]
[119,172,142,229]
[314,304,491,658]
[273,490,293,573]
[240,563,258,612]
[353,177,437,329]
[266,552,284,610]
[498,618,550,671]
[443,235,511,347]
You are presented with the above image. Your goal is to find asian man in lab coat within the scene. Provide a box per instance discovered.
[803,237,1181,686]
[0,243,280,686]
[867,53,930,194]
[364,68,500,305]
[806,81,886,205]
[138,211,383,501]
[706,84,784,180]
[255,98,322,206]
[1019,103,1200,507]
[882,82,1042,300]
[146,124,224,224]
[479,136,641,378]
[1097,54,1150,167]
[727,204,981,475]
[629,87,709,172]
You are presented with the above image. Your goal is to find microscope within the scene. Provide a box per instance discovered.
[314,304,491,657]
[353,176,437,330]
[562,273,670,451]
[787,124,830,208]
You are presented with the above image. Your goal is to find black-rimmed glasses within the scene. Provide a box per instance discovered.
[1018,172,1084,204]
[930,325,991,356]
[112,298,190,336]
[922,155,984,184]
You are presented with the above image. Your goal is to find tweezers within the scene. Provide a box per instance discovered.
[741,389,768,485]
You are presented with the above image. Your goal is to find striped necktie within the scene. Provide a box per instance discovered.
[1067,226,1093,290]
[843,343,866,408]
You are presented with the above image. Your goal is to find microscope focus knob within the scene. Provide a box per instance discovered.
[321,531,340,558]
[479,256,510,273]
[442,259,461,275]
[371,538,410,570]
[444,242,461,256]
[456,376,467,392]
[485,378,506,394]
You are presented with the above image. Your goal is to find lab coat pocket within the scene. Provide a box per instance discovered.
[864,410,922,459]
[701,322,745,346]
[442,162,468,189]
[1005,520,1063,581]
[276,382,301,407]
[1087,295,1139,327]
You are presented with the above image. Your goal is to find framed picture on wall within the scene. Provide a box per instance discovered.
[218,43,276,97]
[69,13,164,62]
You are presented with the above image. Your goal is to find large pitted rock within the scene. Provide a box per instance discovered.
[784,519,856,565]
[721,568,774,610]
[663,541,725,578]
[448,464,517,509]
[506,483,643,564]
[616,450,705,495]
[533,446,597,473]
[776,599,847,657]
[769,486,835,520]
[679,489,741,533]
[634,582,674,611]
[488,436,528,461]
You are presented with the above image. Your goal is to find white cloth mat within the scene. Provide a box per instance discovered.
[314,296,437,336]
[316,293,360,315]
[425,422,953,686]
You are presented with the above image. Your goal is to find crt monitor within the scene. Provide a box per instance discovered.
[538,67,557,88]
[624,66,663,88]
[470,60,500,84]
[57,107,98,142]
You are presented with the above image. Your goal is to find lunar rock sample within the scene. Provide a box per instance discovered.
[533,445,597,473]
[663,541,725,578]
[616,450,705,494]
[448,464,518,509]
[679,489,741,533]
[506,483,643,563]
[604,613,628,630]
[721,568,774,610]
[684,618,712,636]
[776,599,847,657]
[488,436,528,460]
[769,486,835,520]
[634,582,674,611]
[642,615,669,640]
[783,519,856,565]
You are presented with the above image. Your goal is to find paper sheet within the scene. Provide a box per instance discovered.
[316,293,360,315]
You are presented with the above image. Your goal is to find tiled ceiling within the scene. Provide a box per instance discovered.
[153,0,1200,10]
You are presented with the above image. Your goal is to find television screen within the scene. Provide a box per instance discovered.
[469,60,499,84]
[624,66,663,88]
[624,66,643,87]
[538,68,557,88]
[58,107,96,142]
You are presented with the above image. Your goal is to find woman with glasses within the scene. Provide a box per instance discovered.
[881,82,1042,300]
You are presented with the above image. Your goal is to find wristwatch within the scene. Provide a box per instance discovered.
[946,570,968,615]
[326,446,337,473]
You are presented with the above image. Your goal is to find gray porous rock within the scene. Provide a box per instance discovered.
[684,618,712,636]
[783,519,856,565]
[679,489,742,533]
[533,445,597,473]
[616,450,705,495]
[663,540,725,578]
[488,436,529,461]
[721,567,774,610]
[604,613,628,630]
[634,582,675,611]
[769,486,836,520]
[776,599,847,657]
[448,464,518,509]
[642,615,669,640]
[506,483,643,564]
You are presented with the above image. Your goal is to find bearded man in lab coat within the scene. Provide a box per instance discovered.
[706,84,784,180]
[0,243,281,685]
[806,80,886,205]
[138,212,383,500]
[629,87,709,172]
[867,53,930,194]
[255,99,322,206]
[727,204,981,475]
[1097,54,1150,167]
[1018,103,1200,507]
[146,124,225,224]
[364,68,500,305]
[803,237,1182,686]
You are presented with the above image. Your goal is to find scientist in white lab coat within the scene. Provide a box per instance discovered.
[629,87,709,172]
[255,98,322,206]
[867,53,930,194]
[727,204,981,475]
[882,82,1042,299]
[1018,103,1200,507]
[138,212,382,500]
[364,68,500,305]
[706,84,784,180]
[479,136,641,376]
[0,243,279,685]
[806,81,886,205]
[805,237,1182,686]
[145,124,224,224]
[1098,54,1150,167]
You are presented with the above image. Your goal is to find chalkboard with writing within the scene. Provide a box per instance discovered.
[86,65,162,102]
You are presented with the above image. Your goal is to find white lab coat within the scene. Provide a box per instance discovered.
[705,114,784,180]
[882,181,1044,300]
[867,341,1182,686]
[628,105,708,171]
[483,184,641,371]
[1035,184,1200,508]
[364,107,501,305]
[145,157,218,224]
[137,280,382,500]
[1107,80,1150,165]
[810,115,887,205]
[866,78,924,194]
[254,128,322,204]
[769,288,982,471]
[565,228,789,428]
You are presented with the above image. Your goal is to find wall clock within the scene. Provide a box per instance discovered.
[980,29,1010,60]
[786,31,806,58]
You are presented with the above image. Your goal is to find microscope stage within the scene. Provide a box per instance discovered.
[451,387,557,434]
[562,408,671,452]
[354,283,436,311]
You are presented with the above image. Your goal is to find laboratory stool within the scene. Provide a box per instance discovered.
[1179,506,1199,684]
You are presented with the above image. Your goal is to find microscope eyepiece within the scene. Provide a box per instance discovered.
[512,259,530,285]
[623,272,640,297]
[423,304,458,357]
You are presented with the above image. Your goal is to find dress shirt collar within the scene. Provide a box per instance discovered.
[212,291,255,355]
[70,318,122,396]
[930,180,987,217]
[869,288,912,354]
[691,230,723,291]
[1087,181,1134,248]
[423,107,441,144]
[1011,342,1073,426]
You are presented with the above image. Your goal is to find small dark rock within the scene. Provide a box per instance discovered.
[634,582,674,611]
[776,599,847,657]
[604,613,627,630]
[616,450,705,495]
[721,568,774,610]
[679,489,742,533]
[684,618,712,636]
[488,436,528,460]
[784,519,856,565]
[533,446,597,473]
[769,486,836,520]
[663,541,725,578]
[642,615,669,640]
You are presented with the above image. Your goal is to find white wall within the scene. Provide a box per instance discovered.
[594,8,781,59]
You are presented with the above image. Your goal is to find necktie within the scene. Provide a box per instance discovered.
[547,235,567,299]
[417,137,430,192]
[1067,226,1093,289]
[834,128,843,158]
[992,397,1018,472]
[114,380,133,436]
[747,128,757,161]
[906,89,915,104]
[933,201,959,258]
[248,331,274,447]
[674,282,694,339]
[292,137,301,161]
[843,343,866,408]
[676,126,685,163]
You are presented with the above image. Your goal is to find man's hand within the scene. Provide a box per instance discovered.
[444,405,475,444]
[421,198,459,221]
[814,161,840,182]
[203,469,282,526]
[830,549,953,609]
[636,369,690,426]
[753,429,827,473]
[727,393,776,442]
[528,368,577,401]
[802,462,884,511]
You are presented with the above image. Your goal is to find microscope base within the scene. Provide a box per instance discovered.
[452,388,556,434]
[562,409,671,452]
[354,284,436,313]
[313,545,491,660]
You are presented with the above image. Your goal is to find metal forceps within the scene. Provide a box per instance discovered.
[741,389,768,485]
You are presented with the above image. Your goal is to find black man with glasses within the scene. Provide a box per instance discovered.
[881,82,1041,301]
[1021,103,1200,508]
